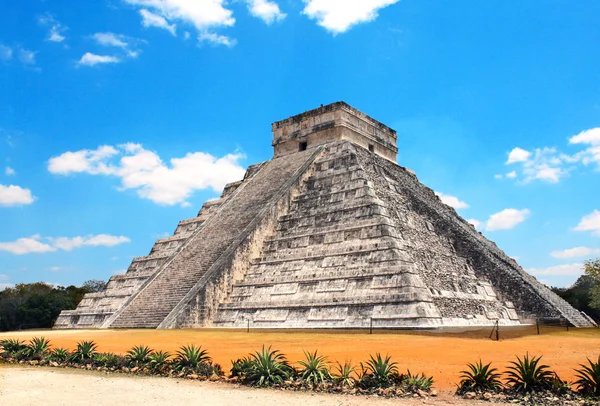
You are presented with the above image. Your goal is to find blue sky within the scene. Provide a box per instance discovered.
[1,0,600,290]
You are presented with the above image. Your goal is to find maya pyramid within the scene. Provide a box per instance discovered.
[55,102,596,329]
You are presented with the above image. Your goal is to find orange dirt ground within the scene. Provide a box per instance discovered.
[2,327,599,390]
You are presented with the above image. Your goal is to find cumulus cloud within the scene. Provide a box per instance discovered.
[48,143,246,206]
[551,246,600,259]
[527,263,584,277]
[0,184,34,206]
[92,32,130,48]
[198,32,236,47]
[574,210,600,237]
[125,0,235,46]
[18,48,36,65]
[303,0,400,34]
[435,192,469,210]
[506,147,531,164]
[485,208,530,231]
[246,0,286,24]
[5,167,15,176]
[0,43,12,61]
[506,170,517,179]
[77,52,121,67]
[0,234,130,255]
[570,128,600,146]
[38,14,68,43]
[140,9,176,35]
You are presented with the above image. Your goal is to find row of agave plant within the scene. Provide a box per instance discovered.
[457,354,600,398]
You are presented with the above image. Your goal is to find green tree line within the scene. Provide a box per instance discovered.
[551,258,600,322]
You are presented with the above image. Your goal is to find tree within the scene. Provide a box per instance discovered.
[584,258,600,311]
[82,279,107,293]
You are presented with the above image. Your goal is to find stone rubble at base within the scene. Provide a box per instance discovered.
[54,102,596,329]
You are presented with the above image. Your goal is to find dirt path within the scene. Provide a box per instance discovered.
[0,366,497,406]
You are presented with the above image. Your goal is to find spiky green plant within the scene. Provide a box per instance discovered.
[93,352,126,368]
[403,369,434,392]
[148,350,171,371]
[70,340,98,363]
[458,360,503,393]
[242,346,293,386]
[174,344,211,371]
[363,353,398,388]
[505,354,555,392]
[0,338,28,358]
[48,348,70,363]
[230,356,253,378]
[574,356,600,396]
[297,350,330,385]
[333,361,356,387]
[126,345,154,366]
[26,337,51,360]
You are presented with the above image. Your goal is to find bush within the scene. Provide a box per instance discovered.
[26,336,51,360]
[359,353,398,388]
[402,370,434,392]
[70,340,98,363]
[574,356,600,396]
[297,350,330,385]
[242,346,294,386]
[94,352,126,369]
[333,361,356,388]
[148,350,171,371]
[230,356,253,378]
[0,338,28,358]
[457,360,502,393]
[126,345,154,367]
[174,344,211,373]
[505,354,555,392]
[48,348,70,363]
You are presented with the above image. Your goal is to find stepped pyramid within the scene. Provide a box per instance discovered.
[54,102,596,329]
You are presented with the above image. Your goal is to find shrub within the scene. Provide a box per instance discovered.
[333,361,356,388]
[26,336,51,360]
[48,348,70,363]
[457,360,502,393]
[174,344,211,371]
[505,354,555,392]
[126,345,154,367]
[297,350,330,385]
[402,370,434,392]
[359,353,398,388]
[574,356,600,396]
[148,350,171,371]
[230,356,253,378]
[70,340,98,363]
[0,338,28,358]
[242,346,294,386]
[94,352,126,369]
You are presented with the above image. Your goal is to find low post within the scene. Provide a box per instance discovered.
[247,318,250,333]
[369,317,373,335]
[536,319,540,335]
[495,320,499,341]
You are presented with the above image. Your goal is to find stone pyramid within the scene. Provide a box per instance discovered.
[55,102,596,329]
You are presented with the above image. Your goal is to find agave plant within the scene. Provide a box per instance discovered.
[126,345,154,367]
[0,338,28,358]
[333,361,356,387]
[403,370,434,392]
[363,353,398,387]
[505,353,555,392]
[574,356,600,396]
[70,340,98,363]
[48,348,71,363]
[174,344,211,371]
[458,360,503,393]
[297,350,330,385]
[148,350,171,371]
[243,346,294,386]
[26,336,51,360]
[94,352,126,368]
[230,356,253,378]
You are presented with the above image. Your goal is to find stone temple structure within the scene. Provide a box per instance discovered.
[54,102,596,329]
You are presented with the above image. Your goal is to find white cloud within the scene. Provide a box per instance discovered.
[485,208,530,231]
[92,32,130,48]
[0,184,34,206]
[246,0,286,24]
[302,0,399,34]
[506,147,531,164]
[48,266,63,271]
[48,143,246,206]
[551,246,600,259]
[38,14,67,43]
[574,210,600,237]
[0,234,130,255]
[5,166,15,176]
[506,170,517,179]
[76,52,121,67]
[18,48,36,65]
[467,218,482,230]
[435,192,469,210]
[527,263,584,277]
[125,0,235,45]
[0,43,13,61]
[570,128,600,146]
[184,31,191,40]
[494,174,503,180]
[198,32,236,47]
[140,9,176,36]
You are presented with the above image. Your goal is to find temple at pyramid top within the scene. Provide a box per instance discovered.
[272,101,398,162]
